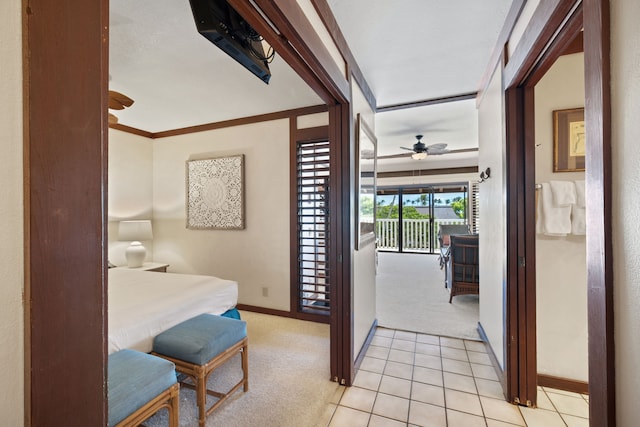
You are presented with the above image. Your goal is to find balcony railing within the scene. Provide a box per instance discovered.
[376,218,467,252]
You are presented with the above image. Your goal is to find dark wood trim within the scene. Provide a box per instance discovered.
[504,85,524,405]
[504,0,613,423]
[296,125,329,142]
[477,322,507,400]
[289,120,331,324]
[227,0,335,105]
[330,102,353,386]
[236,304,296,319]
[538,374,589,395]
[564,30,584,56]
[354,320,378,373]
[249,0,350,103]
[310,0,377,112]
[524,4,584,86]
[23,0,108,423]
[377,92,477,113]
[504,0,582,88]
[522,85,538,406]
[289,117,299,318]
[153,105,328,139]
[477,0,526,104]
[108,123,154,138]
[377,166,479,179]
[584,0,614,424]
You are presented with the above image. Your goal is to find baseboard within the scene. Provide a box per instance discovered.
[354,319,378,374]
[236,304,294,318]
[538,374,589,395]
[477,321,507,399]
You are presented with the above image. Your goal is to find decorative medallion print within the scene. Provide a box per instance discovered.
[186,155,244,229]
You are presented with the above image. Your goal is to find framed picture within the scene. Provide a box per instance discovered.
[553,107,585,172]
[355,114,377,250]
[186,154,245,229]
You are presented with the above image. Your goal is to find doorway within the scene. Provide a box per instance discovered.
[503,0,613,424]
[377,184,469,253]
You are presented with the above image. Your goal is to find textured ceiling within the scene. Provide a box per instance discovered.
[109,0,514,169]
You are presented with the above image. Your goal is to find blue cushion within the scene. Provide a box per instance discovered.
[153,314,247,365]
[108,349,177,427]
[221,307,241,320]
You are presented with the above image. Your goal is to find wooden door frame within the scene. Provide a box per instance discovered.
[23,0,109,424]
[230,0,354,386]
[24,0,356,422]
[503,0,613,423]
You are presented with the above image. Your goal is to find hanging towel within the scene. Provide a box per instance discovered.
[549,180,577,206]
[575,180,586,208]
[537,182,571,236]
[572,205,586,235]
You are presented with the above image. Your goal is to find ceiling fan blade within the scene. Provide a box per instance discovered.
[108,90,134,110]
[377,147,479,160]
[426,143,448,151]
[108,113,119,124]
[428,147,479,155]
[378,152,413,160]
[399,146,415,151]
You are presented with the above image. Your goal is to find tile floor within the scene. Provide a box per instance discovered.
[321,328,589,427]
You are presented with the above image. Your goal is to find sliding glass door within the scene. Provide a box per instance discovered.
[377,184,469,254]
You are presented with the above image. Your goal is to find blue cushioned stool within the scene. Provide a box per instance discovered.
[152,314,248,427]
[108,349,179,427]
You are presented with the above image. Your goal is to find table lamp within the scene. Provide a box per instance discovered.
[118,220,153,268]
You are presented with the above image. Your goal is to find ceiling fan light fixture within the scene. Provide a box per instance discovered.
[412,152,427,160]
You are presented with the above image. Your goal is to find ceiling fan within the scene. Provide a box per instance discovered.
[377,134,479,160]
[108,90,134,124]
[401,134,448,159]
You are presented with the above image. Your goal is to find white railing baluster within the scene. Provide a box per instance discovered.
[374,218,466,252]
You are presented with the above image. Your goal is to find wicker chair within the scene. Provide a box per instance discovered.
[438,224,470,287]
[448,234,479,303]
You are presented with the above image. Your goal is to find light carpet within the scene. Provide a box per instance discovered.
[144,311,340,427]
[376,252,481,341]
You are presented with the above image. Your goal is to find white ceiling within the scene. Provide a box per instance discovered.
[109,0,513,169]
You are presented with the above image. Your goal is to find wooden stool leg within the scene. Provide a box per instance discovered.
[196,366,207,427]
[168,384,180,427]
[242,343,249,392]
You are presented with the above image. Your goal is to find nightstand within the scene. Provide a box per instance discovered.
[115,262,170,273]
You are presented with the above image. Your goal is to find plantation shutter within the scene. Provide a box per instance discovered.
[469,181,480,234]
[296,140,331,315]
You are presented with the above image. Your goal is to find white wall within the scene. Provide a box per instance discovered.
[352,80,377,358]
[477,64,507,368]
[612,0,640,424]
[108,129,155,266]
[151,120,292,311]
[534,53,587,381]
[0,0,24,422]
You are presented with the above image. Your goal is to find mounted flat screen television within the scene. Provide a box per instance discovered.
[188,0,272,84]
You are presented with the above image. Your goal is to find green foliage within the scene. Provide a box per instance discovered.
[450,196,466,218]
[376,204,429,219]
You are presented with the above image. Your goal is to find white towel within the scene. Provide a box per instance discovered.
[537,182,571,236]
[572,205,586,235]
[575,180,586,208]
[550,180,577,206]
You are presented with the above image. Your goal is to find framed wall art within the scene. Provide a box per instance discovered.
[553,107,585,172]
[186,154,245,229]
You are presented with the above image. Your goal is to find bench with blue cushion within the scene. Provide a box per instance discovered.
[108,349,179,427]
[152,313,248,427]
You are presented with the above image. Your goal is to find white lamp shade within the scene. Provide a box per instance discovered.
[411,152,427,160]
[118,220,153,241]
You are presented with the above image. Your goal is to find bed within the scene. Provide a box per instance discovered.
[108,268,238,354]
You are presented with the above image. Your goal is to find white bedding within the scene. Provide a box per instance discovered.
[108,268,238,354]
